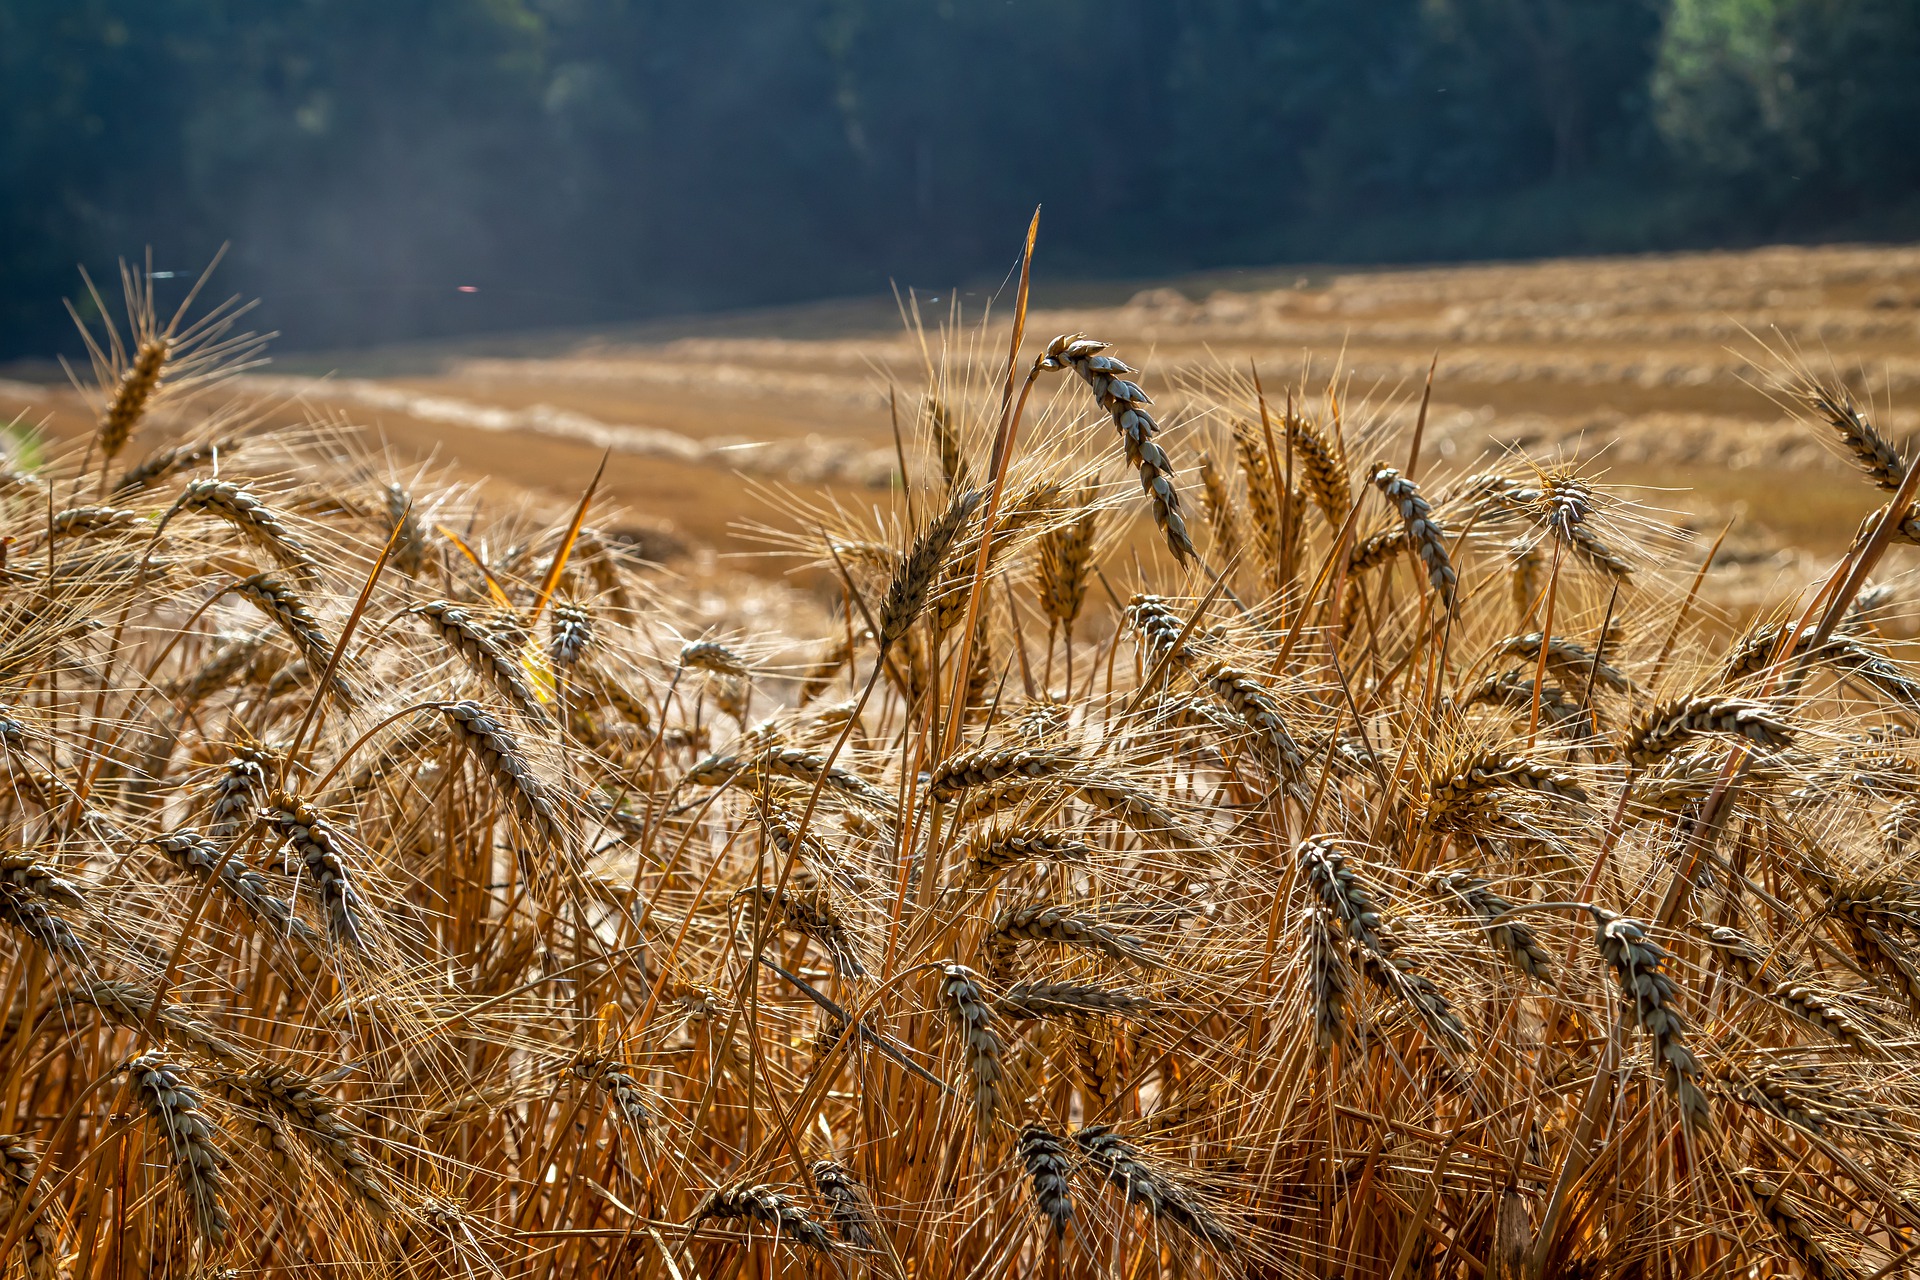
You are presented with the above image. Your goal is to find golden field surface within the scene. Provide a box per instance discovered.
[8,240,1920,610]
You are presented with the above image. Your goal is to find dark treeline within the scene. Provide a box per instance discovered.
[4,0,1919,358]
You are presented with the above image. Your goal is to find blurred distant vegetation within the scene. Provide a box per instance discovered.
[4,0,1918,357]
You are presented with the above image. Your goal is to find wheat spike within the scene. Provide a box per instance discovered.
[939,963,1005,1139]
[879,485,982,650]
[97,337,169,461]
[436,699,567,855]
[548,602,593,669]
[925,394,972,491]
[1805,380,1907,492]
[679,639,749,678]
[1196,453,1242,566]
[1733,1170,1854,1280]
[267,791,369,953]
[114,436,229,494]
[72,979,247,1066]
[930,744,1074,803]
[0,883,86,963]
[1369,464,1455,607]
[226,1065,388,1212]
[962,824,1090,881]
[1072,1125,1237,1252]
[168,479,321,583]
[571,1056,652,1138]
[126,1054,231,1248]
[1286,410,1350,525]
[1035,487,1098,631]
[409,601,549,727]
[1623,695,1792,766]
[1306,906,1353,1057]
[381,482,428,575]
[231,573,356,706]
[1018,1123,1075,1239]
[1041,335,1194,564]
[0,1136,63,1280]
[989,902,1158,970]
[1496,631,1632,692]
[150,829,323,957]
[998,980,1152,1020]
[1427,871,1553,981]
[809,1159,877,1247]
[693,1183,835,1253]
[1593,910,1712,1130]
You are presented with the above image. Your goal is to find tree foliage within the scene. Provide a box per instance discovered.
[1,0,1915,356]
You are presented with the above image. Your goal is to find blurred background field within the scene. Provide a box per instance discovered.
[9,241,1918,616]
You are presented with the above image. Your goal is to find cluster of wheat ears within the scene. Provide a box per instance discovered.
[5,248,1920,1280]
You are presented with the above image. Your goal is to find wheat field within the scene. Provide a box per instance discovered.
[2,244,1920,1277]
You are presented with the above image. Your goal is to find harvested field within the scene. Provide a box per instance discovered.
[10,241,1920,599]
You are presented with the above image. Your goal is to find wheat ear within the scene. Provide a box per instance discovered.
[939,963,1004,1140]
[230,573,356,706]
[97,338,169,461]
[0,1136,63,1280]
[1018,1123,1075,1239]
[267,791,369,953]
[126,1054,231,1248]
[1041,334,1194,564]
[692,1183,835,1252]
[409,601,550,727]
[1369,464,1455,607]
[167,479,321,583]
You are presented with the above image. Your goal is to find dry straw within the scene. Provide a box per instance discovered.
[0,257,1917,1280]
